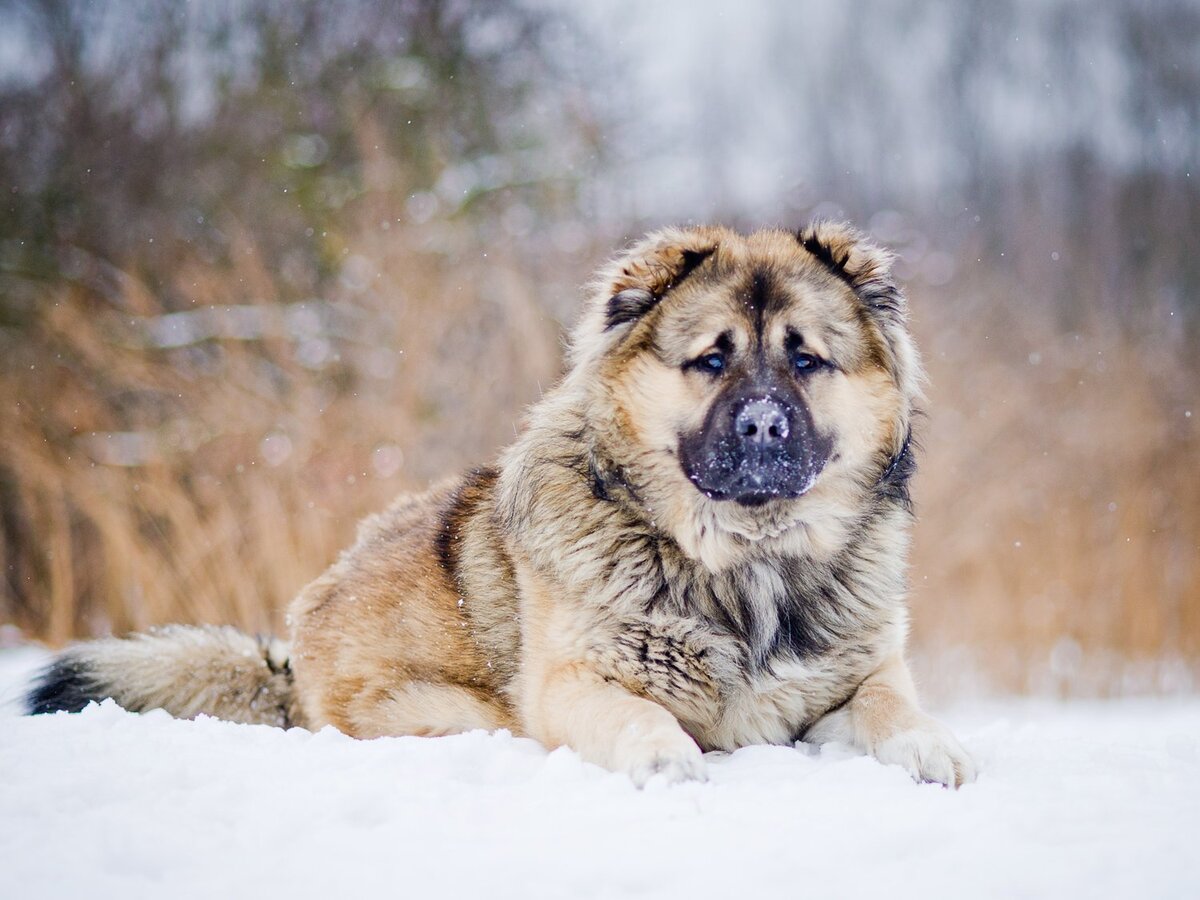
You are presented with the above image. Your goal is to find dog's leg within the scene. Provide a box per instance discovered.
[805,653,976,787]
[343,681,516,739]
[514,562,705,786]
[528,661,706,786]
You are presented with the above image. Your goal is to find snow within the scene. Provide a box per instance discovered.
[1,647,1198,899]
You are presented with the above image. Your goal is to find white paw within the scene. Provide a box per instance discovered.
[872,718,977,788]
[610,719,707,788]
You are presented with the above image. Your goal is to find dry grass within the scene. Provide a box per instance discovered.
[2,227,1196,697]
[908,278,1199,697]
[0,218,562,644]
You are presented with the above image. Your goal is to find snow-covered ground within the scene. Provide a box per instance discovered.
[1,646,1197,899]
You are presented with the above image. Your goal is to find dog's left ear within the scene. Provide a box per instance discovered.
[598,228,721,333]
[798,221,923,416]
[797,221,904,323]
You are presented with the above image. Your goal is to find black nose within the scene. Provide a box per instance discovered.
[735,399,790,447]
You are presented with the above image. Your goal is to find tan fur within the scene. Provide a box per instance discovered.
[805,653,977,787]
[287,476,517,737]
[38,625,299,727]
[30,223,974,788]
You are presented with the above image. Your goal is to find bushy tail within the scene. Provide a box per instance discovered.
[25,624,301,728]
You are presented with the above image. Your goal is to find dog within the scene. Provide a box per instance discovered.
[27,222,975,787]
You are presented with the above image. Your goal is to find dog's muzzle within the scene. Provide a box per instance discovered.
[679,390,832,506]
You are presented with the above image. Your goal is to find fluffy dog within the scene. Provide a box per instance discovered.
[28,223,975,787]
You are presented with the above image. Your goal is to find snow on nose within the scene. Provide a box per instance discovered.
[735,399,790,446]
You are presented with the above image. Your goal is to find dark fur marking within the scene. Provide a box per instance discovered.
[609,622,712,703]
[259,638,289,676]
[434,466,499,585]
[26,655,103,715]
[876,430,916,511]
[767,549,886,665]
[589,459,612,502]
[800,230,904,321]
[588,455,643,506]
[799,233,853,286]
[773,596,831,661]
[742,268,792,346]
[675,247,715,285]
[747,269,769,339]
[605,289,658,332]
[603,247,716,331]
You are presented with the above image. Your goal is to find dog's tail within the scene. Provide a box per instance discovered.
[25,624,302,728]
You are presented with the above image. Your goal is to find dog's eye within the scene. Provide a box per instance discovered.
[693,352,726,375]
[793,352,822,374]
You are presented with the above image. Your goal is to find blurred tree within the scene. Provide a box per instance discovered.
[0,0,601,641]
[0,0,598,318]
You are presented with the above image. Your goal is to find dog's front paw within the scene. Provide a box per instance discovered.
[610,719,707,787]
[872,717,977,788]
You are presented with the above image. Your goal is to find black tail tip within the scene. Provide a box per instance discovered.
[25,655,104,716]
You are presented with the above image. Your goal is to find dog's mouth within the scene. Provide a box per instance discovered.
[686,461,824,506]
[730,473,820,507]
[734,492,773,507]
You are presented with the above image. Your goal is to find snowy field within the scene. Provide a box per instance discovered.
[1,647,1197,900]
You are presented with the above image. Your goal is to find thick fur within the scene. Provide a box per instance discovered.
[26,625,297,727]
[28,223,975,787]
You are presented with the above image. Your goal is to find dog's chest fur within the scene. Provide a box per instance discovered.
[585,546,904,752]
[492,417,913,753]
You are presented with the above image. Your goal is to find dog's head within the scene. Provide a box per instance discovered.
[572,223,922,569]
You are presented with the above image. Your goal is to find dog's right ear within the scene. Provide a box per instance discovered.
[597,228,721,333]
[796,221,903,323]
[603,288,659,332]
[569,227,725,370]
